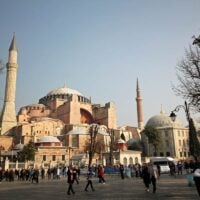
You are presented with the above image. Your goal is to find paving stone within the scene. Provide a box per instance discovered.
[0,174,199,200]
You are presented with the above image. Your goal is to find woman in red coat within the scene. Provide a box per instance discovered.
[98,165,106,184]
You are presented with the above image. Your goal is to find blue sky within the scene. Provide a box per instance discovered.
[0,0,200,127]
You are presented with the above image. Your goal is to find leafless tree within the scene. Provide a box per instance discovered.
[172,46,200,111]
[87,124,100,168]
[0,60,5,74]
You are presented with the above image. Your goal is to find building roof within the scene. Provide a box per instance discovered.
[68,129,87,135]
[25,103,46,107]
[37,136,61,143]
[67,124,109,136]
[71,153,85,161]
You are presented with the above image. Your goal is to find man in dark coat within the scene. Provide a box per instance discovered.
[67,166,75,195]
[142,163,150,192]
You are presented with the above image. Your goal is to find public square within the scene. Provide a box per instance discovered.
[0,174,199,200]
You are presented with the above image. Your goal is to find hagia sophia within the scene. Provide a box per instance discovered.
[0,35,190,169]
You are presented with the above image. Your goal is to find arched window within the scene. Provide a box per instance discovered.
[123,157,127,166]
[129,157,133,165]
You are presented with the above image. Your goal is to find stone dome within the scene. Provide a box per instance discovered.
[146,112,183,128]
[37,136,61,143]
[39,85,91,105]
[127,138,139,146]
[117,138,126,144]
[14,143,24,150]
[47,85,82,96]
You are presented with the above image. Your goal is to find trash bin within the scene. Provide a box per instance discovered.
[186,174,194,187]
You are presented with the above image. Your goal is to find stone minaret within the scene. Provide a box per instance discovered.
[136,79,143,130]
[0,34,18,135]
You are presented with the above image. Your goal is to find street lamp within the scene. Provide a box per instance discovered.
[108,128,114,166]
[0,145,4,166]
[169,101,190,122]
[67,146,74,166]
[170,101,200,161]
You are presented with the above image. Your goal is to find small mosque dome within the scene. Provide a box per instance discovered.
[117,138,126,144]
[14,143,24,150]
[146,112,183,128]
[127,138,139,146]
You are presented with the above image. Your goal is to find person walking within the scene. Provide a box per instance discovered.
[0,167,3,183]
[56,167,61,179]
[73,166,79,184]
[193,162,200,196]
[177,161,183,175]
[98,165,106,184]
[32,168,39,183]
[84,167,95,192]
[67,166,75,195]
[148,162,159,194]
[41,167,45,179]
[156,164,161,178]
[119,164,125,179]
[141,163,150,192]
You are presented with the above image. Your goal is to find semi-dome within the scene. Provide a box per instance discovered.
[37,136,61,143]
[146,112,183,128]
[47,85,82,96]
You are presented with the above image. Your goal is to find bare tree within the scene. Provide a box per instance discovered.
[87,123,100,168]
[0,60,5,74]
[172,45,200,112]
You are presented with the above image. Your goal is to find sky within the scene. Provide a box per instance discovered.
[0,0,200,127]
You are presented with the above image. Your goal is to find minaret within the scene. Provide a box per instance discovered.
[0,34,18,135]
[136,79,143,130]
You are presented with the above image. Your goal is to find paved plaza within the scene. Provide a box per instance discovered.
[0,174,199,200]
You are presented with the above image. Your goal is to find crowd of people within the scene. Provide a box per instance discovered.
[0,166,76,183]
[0,160,200,197]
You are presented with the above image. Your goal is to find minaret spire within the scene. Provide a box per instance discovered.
[0,34,18,135]
[9,33,17,51]
[136,78,143,130]
[137,78,139,90]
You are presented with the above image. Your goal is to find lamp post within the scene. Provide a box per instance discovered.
[170,101,200,161]
[68,146,74,166]
[108,128,114,166]
[0,145,4,166]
